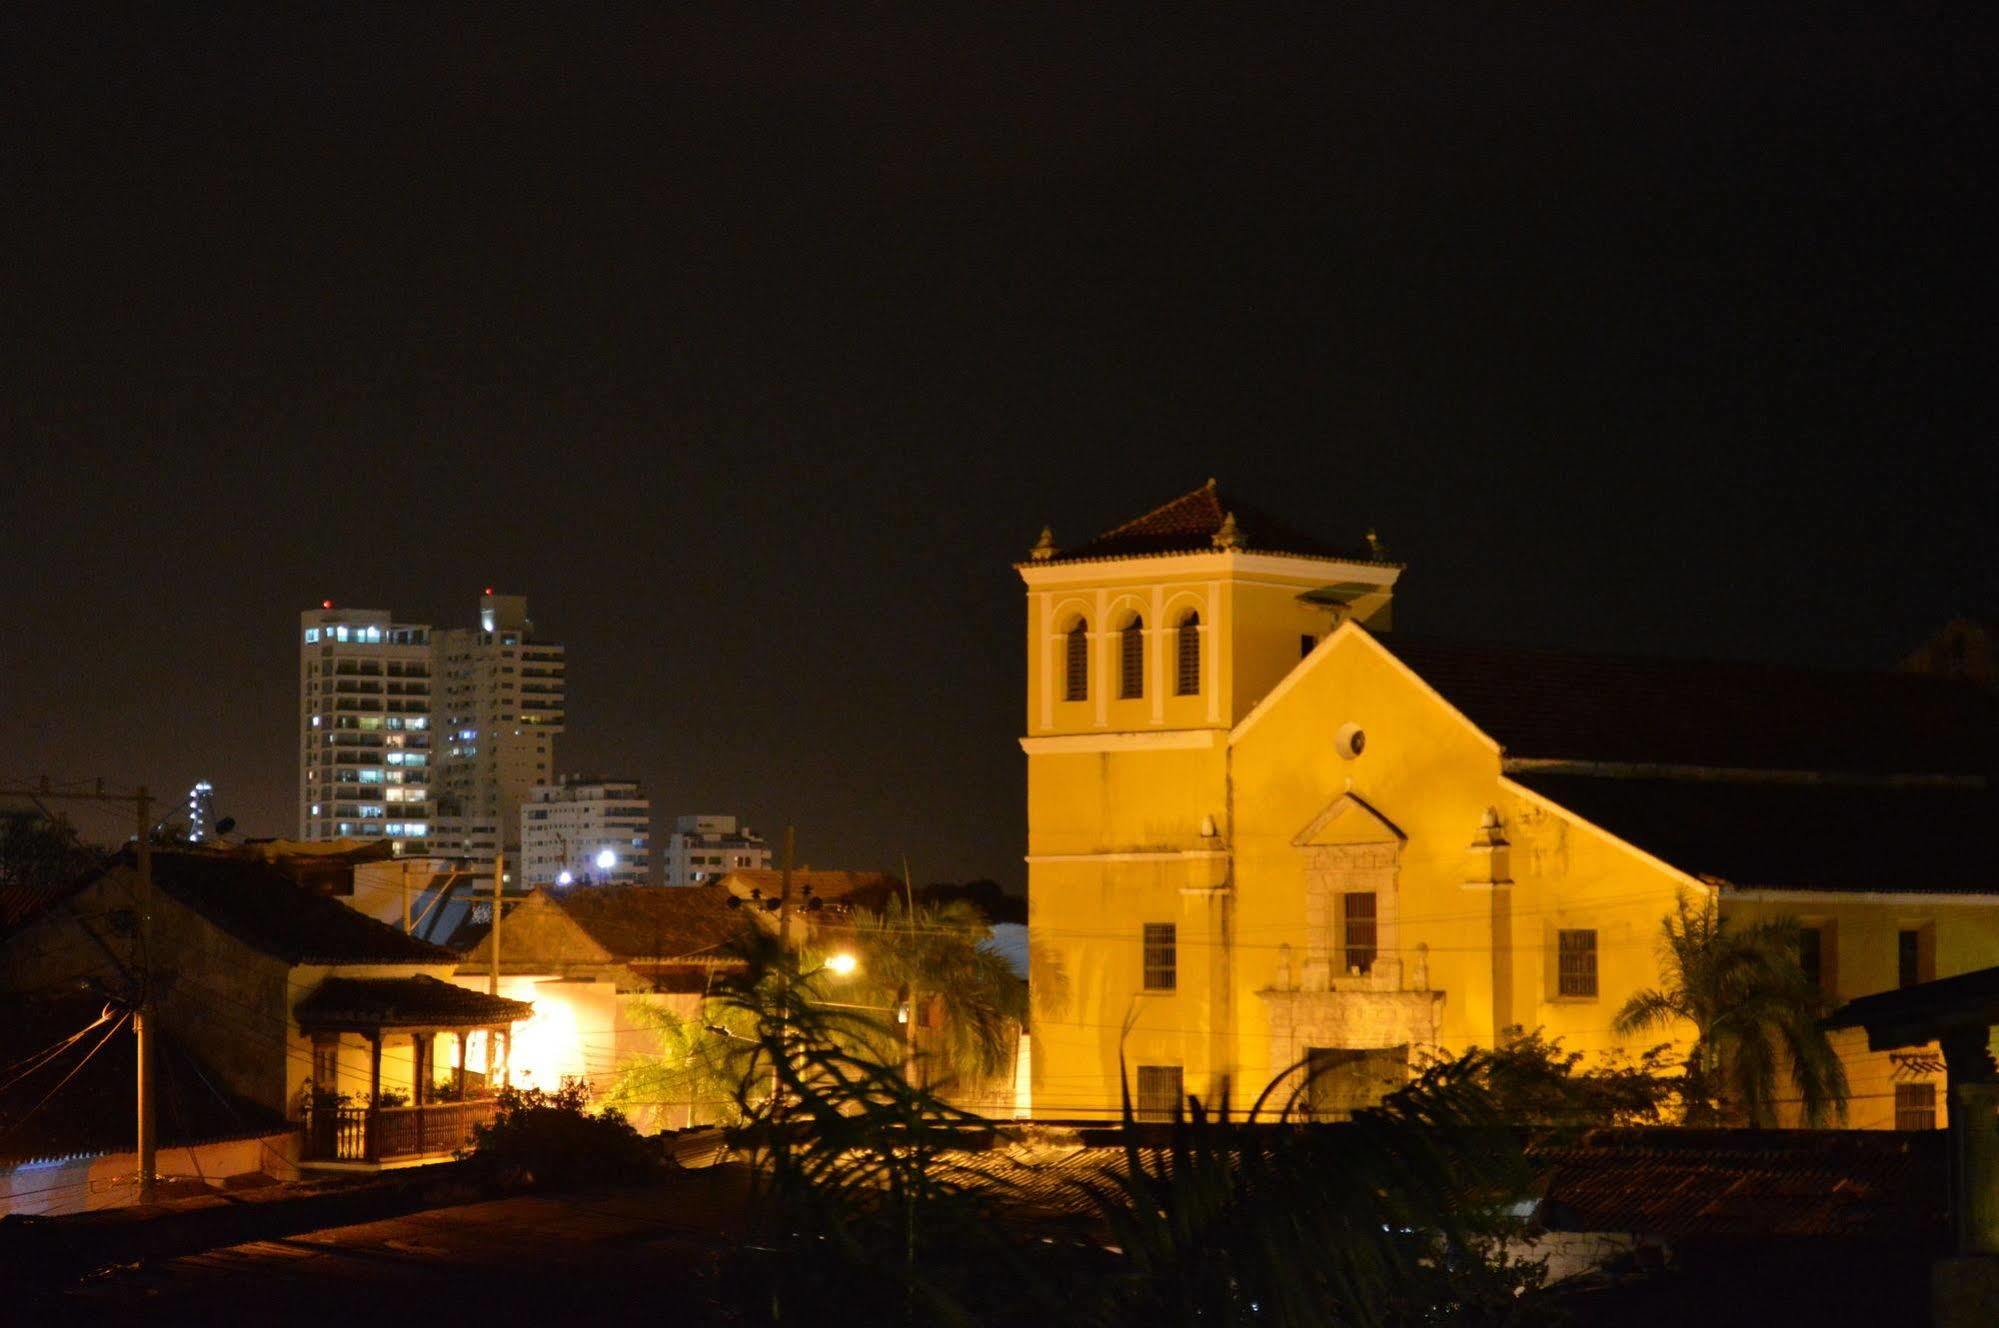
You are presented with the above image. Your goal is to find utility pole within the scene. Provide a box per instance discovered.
[489,848,504,996]
[776,825,795,948]
[0,778,159,1205]
[133,787,156,1205]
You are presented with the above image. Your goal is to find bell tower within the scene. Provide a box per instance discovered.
[1016,481,1402,1117]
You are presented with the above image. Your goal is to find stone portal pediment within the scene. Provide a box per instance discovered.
[1292,791,1404,848]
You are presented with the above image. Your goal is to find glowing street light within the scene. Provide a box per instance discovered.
[556,870,574,886]
[595,848,617,871]
[824,952,858,977]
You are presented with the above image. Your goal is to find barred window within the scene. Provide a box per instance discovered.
[1342,892,1377,975]
[1557,929,1598,998]
[1136,1065,1184,1122]
[1064,621,1089,702]
[1175,611,1201,695]
[1143,922,1177,991]
[1895,1082,1937,1131]
[1120,616,1145,699]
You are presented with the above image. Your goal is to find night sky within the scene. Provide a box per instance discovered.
[3,9,1992,889]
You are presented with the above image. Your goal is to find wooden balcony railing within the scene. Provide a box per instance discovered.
[304,1098,499,1164]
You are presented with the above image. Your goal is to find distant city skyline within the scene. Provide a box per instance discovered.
[5,10,1992,892]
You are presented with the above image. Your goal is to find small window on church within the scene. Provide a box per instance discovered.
[1558,930,1598,998]
[1064,621,1088,701]
[1175,611,1201,695]
[1120,616,1144,699]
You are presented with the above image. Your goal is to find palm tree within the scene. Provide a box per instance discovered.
[1615,891,1849,1127]
[847,897,1026,1096]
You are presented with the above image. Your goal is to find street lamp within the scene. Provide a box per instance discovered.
[823,951,858,977]
[595,848,617,872]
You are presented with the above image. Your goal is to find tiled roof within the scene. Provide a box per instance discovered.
[1381,636,1999,777]
[1511,773,1999,893]
[1038,480,1385,566]
[719,869,905,910]
[293,975,533,1030]
[551,883,753,960]
[1826,965,1999,1047]
[938,1126,1946,1242]
[1529,1128,1946,1240]
[0,993,289,1169]
[146,851,456,965]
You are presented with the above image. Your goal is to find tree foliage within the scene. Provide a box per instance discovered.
[848,896,1027,1090]
[1615,891,1849,1127]
[1072,1050,1551,1328]
[463,1081,666,1187]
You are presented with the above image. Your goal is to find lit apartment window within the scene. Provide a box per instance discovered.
[1342,892,1378,975]
[1119,616,1144,699]
[1895,1082,1937,1131]
[1142,923,1177,991]
[1557,930,1598,998]
[1064,621,1089,701]
[1135,1065,1183,1122]
[1175,611,1200,695]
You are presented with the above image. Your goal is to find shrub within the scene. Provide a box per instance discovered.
[464,1081,666,1187]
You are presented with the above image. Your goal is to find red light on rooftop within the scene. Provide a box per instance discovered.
[322,599,333,609]
[484,586,494,596]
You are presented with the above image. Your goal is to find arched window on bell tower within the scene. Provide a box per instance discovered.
[1064,619,1089,701]
[1120,615,1145,699]
[1175,610,1201,695]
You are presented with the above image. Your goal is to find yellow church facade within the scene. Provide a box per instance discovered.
[1021,482,1999,1128]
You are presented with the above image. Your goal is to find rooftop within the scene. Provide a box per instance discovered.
[1528,1127,1946,1241]
[1032,479,1390,567]
[0,992,288,1169]
[1512,772,1999,894]
[550,883,752,960]
[143,850,457,965]
[1380,635,1999,778]
[293,975,533,1032]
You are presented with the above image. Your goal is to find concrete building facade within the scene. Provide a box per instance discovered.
[663,813,771,887]
[298,606,435,851]
[429,592,567,865]
[521,776,652,887]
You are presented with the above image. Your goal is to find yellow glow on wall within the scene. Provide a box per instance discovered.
[506,980,586,1089]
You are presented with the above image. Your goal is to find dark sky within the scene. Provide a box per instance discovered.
[3,8,1992,888]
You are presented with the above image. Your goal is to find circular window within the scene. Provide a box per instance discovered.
[1336,722,1366,759]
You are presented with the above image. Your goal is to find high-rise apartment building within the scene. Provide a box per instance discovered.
[521,776,651,887]
[662,813,771,886]
[297,607,435,850]
[431,592,567,863]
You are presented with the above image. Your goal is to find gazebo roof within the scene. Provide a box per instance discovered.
[1825,966,1999,1052]
[295,974,533,1032]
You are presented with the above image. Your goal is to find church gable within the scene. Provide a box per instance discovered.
[1293,791,1405,848]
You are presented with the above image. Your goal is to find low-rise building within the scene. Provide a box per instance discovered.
[663,814,771,886]
[0,849,532,1174]
[457,883,754,1129]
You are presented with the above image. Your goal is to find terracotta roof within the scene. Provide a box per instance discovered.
[0,992,289,1169]
[144,851,456,965]
[1037,480,1385,566]
[940,1125,1946,1243]
[718,869,903,909]
[1511,773,1999,893]
[1529,1128,1946,1241]
[550,883,752,960]
[293,975,533,1031]
[1381,636,1999,777]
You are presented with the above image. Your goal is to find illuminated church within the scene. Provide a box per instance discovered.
[1018,481,1999,1127]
